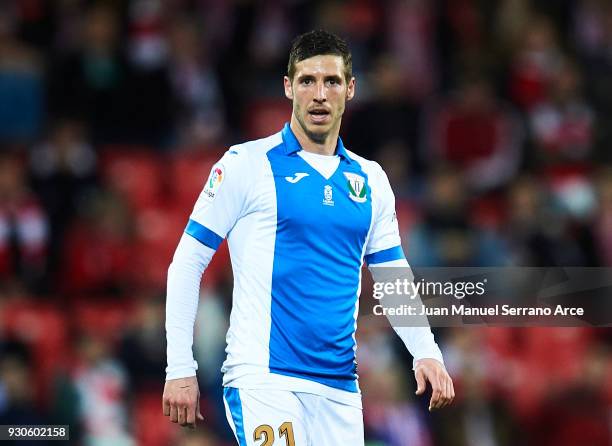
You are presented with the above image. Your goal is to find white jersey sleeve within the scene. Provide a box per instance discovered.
[166,148,251,380]
[166,234,214,379]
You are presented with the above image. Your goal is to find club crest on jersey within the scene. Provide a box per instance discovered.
[344,172,367,203]
[323,185,334,206]
[202,163,224,201]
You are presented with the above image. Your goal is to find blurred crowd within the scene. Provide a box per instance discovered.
[0,0,611,445]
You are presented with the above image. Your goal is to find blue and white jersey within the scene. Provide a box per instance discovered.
[167,123,441,408]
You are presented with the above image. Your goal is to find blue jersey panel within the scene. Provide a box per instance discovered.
[266,142,372,392]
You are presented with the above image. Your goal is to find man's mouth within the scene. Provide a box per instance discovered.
[308,108,330,123]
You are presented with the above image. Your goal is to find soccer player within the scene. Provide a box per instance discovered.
[163,30,454,444]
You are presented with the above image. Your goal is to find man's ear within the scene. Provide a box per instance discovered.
[346,77,356,101]
[284,76,293,100]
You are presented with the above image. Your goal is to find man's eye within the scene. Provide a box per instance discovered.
[328,79,337,85]
[302,79,312,85]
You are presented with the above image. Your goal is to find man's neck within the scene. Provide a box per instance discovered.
[290,118,340,156]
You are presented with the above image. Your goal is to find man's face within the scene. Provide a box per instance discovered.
[284,55,355,144]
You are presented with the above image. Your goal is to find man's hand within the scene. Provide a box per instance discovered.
[414,358,454,411]
[162,376,204,428]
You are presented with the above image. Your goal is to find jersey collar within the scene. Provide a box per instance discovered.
[281,123,352,164]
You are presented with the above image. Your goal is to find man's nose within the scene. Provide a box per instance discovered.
[314,81,327,102]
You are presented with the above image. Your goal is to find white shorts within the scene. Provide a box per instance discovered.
[223,387,364,446]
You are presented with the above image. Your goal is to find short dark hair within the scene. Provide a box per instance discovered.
[287,30,352,82]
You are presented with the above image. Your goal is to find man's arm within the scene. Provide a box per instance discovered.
[163,233,214,428]
[163,147,251,428]
[368,260,455,411]
[364,162,454,411]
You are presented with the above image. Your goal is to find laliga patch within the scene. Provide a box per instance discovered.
[203,163,225,201]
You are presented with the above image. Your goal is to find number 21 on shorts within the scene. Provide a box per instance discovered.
[254,422,295,446]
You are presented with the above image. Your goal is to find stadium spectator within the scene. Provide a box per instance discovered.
[125,0,167,71]
[529,59,594,162]
[345,55,422,165]
[246,1,294,96]
[504,175,554,265]
[572,0,612,108]
[0,341,50,433]
[425,74,523,191]
[385,0,438,102]
[505,175,600,266]
[29,118,97,286]
[61,190,134,296]
[118,294,167,392]
[508,16,563,111]
[406,167,508,266]
[122,0,174,147]
[494,0,533,54]
[166,16,226,147]
[47,3,130,144]
[0,4,44,143]
[0,153,49,294]
[72,335,134,446]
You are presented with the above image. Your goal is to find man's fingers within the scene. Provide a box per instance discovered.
[429,373,444,411]
[439,375,450,409]
[414,360,455,411]
[415,369,427,395]
[439,373,454,408]
[430,388,438,410]
[162,398,170,417]
[178,406,187,426]
[437,373,447,409]
[443,372,454,406]
[445,377,454,407]
[186,404,196,428]
[197,398,204,421]
[170,405,178,423]
[428,376,441,410]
